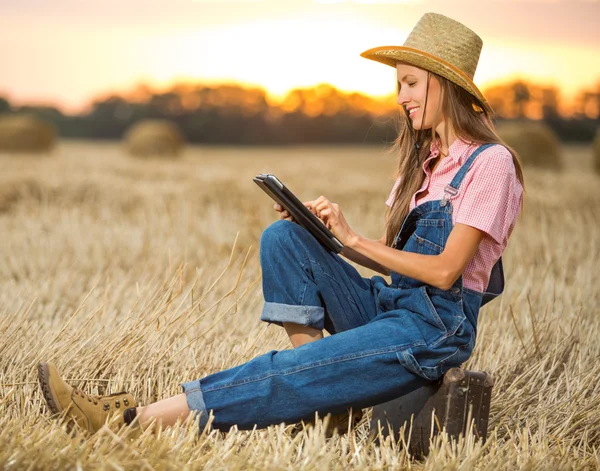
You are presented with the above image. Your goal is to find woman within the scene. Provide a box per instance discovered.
[38,12,524,436]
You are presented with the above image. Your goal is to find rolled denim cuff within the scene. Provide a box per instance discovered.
[181,379,211,433]
[260,301,325,330]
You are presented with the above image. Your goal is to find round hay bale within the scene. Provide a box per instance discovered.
[593,128,600,175]
[0,114,56,153]
[496,120,562,170]
[124,120,184,158]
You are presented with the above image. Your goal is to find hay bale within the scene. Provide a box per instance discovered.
[594,128,600,175]
[0,114,56,153]
[124,120,184,158]
[496,120,562,170]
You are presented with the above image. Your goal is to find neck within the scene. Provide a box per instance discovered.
[435,120,457,157]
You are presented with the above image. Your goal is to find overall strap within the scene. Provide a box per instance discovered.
[440,143,495,207]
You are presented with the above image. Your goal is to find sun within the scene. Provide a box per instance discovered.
[146,15,407,99]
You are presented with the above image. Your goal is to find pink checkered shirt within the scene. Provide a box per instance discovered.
[385,137,523,292]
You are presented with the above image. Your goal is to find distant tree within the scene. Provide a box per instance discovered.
[15,105,64,121]
[512,81,531,118]
[574,82,600,119]
[0,97,11,114]
[484,80,563,120]
[4,78,598,144]
[541,87,560,120]
[85,96,132,138]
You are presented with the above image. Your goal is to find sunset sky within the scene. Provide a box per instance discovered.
[1,0,598,113]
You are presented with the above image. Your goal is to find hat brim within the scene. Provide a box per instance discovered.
[360,45,492,114]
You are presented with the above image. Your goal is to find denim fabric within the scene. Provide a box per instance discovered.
[259,221,380,333]
[182,143,504,432]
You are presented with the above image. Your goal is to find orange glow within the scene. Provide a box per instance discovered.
[0,2,597,113]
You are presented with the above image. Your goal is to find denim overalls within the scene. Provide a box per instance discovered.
[182,143,505,432]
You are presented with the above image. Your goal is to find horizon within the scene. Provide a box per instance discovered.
[1,0,598,114]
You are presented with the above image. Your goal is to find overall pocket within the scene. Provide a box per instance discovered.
[399,219,445,257]
[396,347,442,381]
[395,330,476,382]
[422,285,466,341]
[417,285,447,334]
[395,285,473,382]
[413,218,445,253]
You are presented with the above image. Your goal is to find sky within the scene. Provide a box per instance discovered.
[0,0,598,113]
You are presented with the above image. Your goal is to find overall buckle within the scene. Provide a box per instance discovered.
[440,185,458,207]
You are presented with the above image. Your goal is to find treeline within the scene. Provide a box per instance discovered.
[484,80,599,142]
[0,80,598,144]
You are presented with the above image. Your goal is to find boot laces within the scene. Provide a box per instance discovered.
[73,388,99,406]
[73,389,131,410]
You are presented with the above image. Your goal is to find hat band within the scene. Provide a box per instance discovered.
[377,45,477,83]
[369,45,485,102]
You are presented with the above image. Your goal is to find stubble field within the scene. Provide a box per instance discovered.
[0,141,599,470]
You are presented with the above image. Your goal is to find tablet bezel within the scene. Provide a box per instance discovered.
[254,173,344,253]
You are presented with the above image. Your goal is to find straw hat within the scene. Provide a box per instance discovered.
[360,12,492,114]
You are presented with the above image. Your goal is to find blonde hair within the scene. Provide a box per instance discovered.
[384,70,526,247]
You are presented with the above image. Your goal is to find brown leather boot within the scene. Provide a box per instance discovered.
[37,362,138,435]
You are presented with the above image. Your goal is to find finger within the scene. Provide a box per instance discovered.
[304,203,317,215]
[316,200,329,211]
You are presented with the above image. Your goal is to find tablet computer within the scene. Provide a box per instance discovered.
[253,173,344,253]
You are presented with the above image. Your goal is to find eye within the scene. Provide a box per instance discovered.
[397,81,417,92]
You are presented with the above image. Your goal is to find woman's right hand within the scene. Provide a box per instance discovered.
[273,203,295,222]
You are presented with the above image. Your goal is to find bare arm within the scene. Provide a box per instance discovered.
[273,201,482,285]
[347,223,485,290]
[340,235,391,276]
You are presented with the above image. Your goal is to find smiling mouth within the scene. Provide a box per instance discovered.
[408,107,420,118]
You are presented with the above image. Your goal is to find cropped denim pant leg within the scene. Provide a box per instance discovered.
[259,219,381,334]
[181,220,432,432]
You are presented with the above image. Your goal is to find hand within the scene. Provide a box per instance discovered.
[273,203,296,223]
[303,196,357,247]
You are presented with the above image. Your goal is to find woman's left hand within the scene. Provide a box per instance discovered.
[304,196,358,247]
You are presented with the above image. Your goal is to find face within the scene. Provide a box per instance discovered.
[396,63,443,130]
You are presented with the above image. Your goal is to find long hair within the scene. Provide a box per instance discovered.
[384,71,526,247]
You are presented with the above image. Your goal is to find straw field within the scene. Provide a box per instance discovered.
[1,141,599,470]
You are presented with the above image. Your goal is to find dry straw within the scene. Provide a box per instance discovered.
[496,120,562,170]
[1,142,599,469]
[360,12,492,114]
[124,119,185,158]
[0,114,56,153]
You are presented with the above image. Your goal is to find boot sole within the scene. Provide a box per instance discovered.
[37,363,62,415]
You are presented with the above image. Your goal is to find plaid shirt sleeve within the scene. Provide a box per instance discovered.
[454,145,523,245]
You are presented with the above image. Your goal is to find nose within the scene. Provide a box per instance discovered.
[397,86,410,107]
